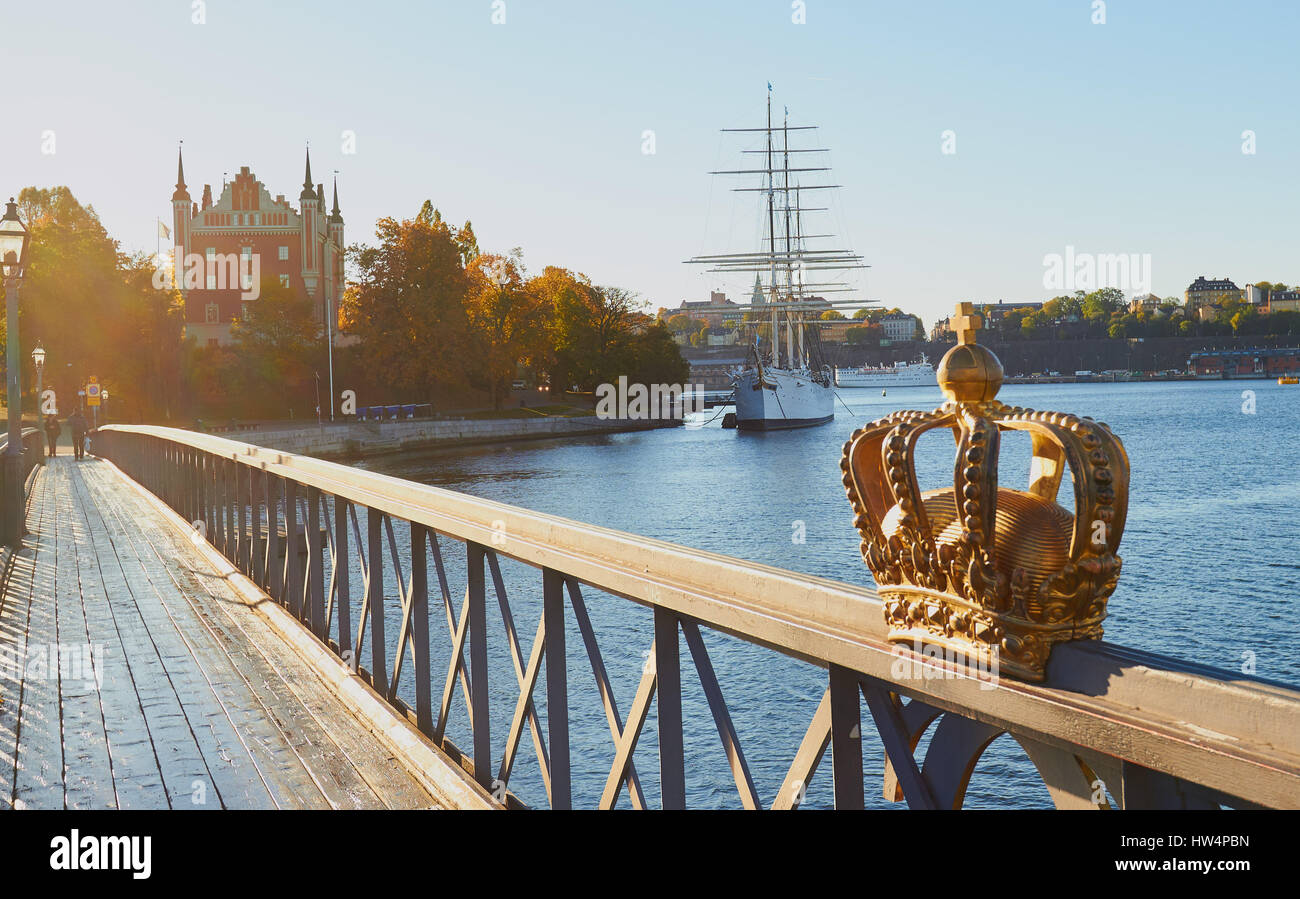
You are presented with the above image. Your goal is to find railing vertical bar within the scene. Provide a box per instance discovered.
[284,478,300,615]
[467,542,491,789]
[543,568,570,809]
[410,524,433,733]
[367,507,387,695]
[252,468,265,587]
[225,457,236,559]
[237,462,250,575]
[828,664,865,810]
[306,486,325,638]
[654,607,685,809]
[265,473,281,600]
[335,497,352,665]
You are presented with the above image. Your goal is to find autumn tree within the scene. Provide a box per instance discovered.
[465,249,547,409]
[113,254,185,420]
[341,202,477,402]
[4,186,185,422]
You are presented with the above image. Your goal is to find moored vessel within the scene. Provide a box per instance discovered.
[834,356,933,388]
[686,87,869,430]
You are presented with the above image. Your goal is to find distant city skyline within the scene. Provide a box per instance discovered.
[3,0,1297,328]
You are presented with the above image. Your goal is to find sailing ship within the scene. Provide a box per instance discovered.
[687,88,871,430]
[834,356,934,388]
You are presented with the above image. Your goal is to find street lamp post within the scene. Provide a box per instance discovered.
[1,198,32,547]
[32,345,44,464]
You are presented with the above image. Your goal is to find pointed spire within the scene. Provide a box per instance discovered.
[172,142,190,201]
[300,146,317,201]
[329,176,343,224]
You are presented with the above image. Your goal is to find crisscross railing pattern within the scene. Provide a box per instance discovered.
[95,425,1300,809]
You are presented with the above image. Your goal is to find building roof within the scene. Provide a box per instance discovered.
[1187,276,1239,291]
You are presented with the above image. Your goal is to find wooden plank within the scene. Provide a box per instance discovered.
[92,464,436,810]
[12,463,69,809]
[70,460,273,809]
[0,464,49,807]
[57,462,120,809]
[111,467,436,810]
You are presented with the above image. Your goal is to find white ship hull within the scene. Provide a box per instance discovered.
[733,367,834,430]
[834,363,935,388]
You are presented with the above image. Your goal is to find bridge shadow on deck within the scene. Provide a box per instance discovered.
[0,456,439,810]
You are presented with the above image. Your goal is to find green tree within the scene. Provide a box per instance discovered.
[846,324,880,345]
[226,276,321,418]
[628,320,690,386]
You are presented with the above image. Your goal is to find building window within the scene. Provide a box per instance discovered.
[206,247,216,260]
[207,338,219,347]
[279,274,290,288]
[205,303,220,324]
[206,275,217,290]
[279,246,289,261]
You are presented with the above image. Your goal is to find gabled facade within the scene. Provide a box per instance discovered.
[170,147,345,346]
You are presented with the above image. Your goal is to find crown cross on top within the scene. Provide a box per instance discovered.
[952,302,984,345]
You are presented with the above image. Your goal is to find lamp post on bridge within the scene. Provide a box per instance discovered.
[32,345,44,464]
[1,198,32,547]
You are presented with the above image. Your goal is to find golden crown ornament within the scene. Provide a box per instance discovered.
[840,303,1130,681]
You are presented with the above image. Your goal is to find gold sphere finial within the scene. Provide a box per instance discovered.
[937,302,1003,402]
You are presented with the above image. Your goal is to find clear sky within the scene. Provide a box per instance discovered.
[3,0,1297,328]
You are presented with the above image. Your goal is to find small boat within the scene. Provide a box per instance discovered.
[1279,376,1299,385]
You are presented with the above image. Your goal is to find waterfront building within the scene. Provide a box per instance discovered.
[880,312,921,342]
[674,291,743,330]
[679,346,749,390]
[1265,290,1300,314]
[1185,276,1241,311]
[1128,294,1162,315]
[1187,346,1300,378]
[817,319,859,343]
[170,147,345,346]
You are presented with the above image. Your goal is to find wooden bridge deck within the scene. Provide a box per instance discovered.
[0,457,442,810]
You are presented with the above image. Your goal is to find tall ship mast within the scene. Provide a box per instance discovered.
[686,87,873,430]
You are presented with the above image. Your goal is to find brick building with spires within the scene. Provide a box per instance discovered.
[170,147,345,346]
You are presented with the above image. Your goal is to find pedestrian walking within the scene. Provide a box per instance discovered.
[68,409,88,461]
[44,416,61,458]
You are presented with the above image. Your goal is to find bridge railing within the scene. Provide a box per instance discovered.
[95,424,1300,809]
[1,427,46,548]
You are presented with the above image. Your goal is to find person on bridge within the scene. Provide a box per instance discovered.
[68,409,88,461]
[43,416,61,458]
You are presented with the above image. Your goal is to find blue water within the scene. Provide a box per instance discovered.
[344,380,1299,808]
